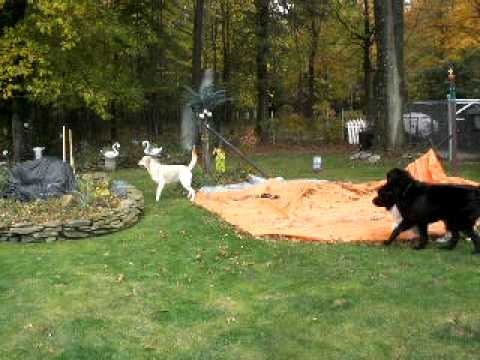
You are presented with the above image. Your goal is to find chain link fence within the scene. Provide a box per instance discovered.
[404,100,480,157]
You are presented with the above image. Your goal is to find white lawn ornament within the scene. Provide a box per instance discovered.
[142,140,162,157]
[312,156,322,172]
[0,150,8,165]
[101,142,120,159]
[33,146,45,160]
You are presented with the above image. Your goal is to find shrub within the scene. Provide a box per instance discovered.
[258,111,345,145]
[76,173,115,209]
[0,166,9,194]
[75,146,101,172]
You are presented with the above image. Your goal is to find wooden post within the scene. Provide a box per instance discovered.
[201,117,211,174]
[62,126,66,162]
[69,128,75,173]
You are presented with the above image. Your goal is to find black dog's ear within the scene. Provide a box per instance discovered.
[386,168,406,182]
[373,184,396,208]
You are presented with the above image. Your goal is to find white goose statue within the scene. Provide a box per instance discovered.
[100,142,120,159]
[1,150,8,164]
[142,140,162,157]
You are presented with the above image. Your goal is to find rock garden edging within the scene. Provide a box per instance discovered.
[0,185,144,243]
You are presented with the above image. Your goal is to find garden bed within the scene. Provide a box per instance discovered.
[0,172,144,243]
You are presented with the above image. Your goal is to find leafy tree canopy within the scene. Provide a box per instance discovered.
[0,0,156,118]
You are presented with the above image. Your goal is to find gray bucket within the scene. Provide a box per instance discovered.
[104,157,117,171]
[312,156,322,172]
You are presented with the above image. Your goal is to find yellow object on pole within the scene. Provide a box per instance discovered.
[213,147,226,173]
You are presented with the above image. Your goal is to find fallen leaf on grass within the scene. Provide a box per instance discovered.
[226,316,237,324]
[333,298,347,307]
[144,343,156,350]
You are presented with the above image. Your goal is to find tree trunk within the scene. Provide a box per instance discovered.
[192,0,205,90]
[212,16,218,78]
[374,0,405,149]
[363,0,375,126]
[200,119,211,173]
[254,0,269,140]
[192,0,211,173]
[306,17,319,120]
[182,0,205,152]
[11,99,24,163]
[110,102,117,142]
[221,1,232,124]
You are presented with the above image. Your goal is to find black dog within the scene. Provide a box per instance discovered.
[374,168,480,253]
[373,182,417,232]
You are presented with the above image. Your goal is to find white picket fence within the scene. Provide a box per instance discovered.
[345,118,367,145]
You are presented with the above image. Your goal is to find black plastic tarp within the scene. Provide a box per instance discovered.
[1,157,77,201]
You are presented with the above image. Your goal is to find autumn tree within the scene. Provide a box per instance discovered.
[0,0,154,159]
[333,0,376,124]
[405,0,480,100]
[288,0,330,119]
[0,0,28,162]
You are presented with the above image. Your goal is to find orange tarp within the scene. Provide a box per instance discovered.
[195,149,478,243]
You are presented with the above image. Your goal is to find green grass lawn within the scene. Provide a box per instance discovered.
[1,150,480,359]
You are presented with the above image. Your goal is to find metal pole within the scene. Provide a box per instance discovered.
[447,67,458,175]
[203,123,269,178]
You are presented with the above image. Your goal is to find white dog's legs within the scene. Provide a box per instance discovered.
[155,179,165,202]
[179,174,195,201]
[188,188,196,201]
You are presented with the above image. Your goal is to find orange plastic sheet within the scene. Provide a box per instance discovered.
[195,149,478,243]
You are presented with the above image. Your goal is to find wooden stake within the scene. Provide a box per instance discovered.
[62,126,66,162]
[69,128,75,173]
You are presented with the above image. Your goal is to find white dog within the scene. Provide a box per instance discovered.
[138,147,197,202]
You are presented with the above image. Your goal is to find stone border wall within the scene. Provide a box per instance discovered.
[0,185,144,243]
